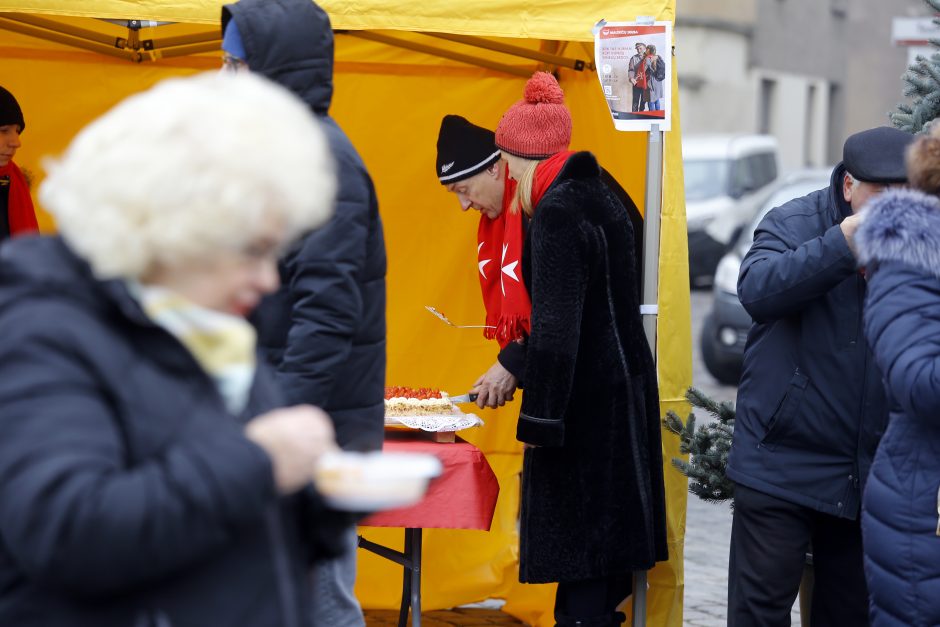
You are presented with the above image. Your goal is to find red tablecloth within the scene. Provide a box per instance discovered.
[360,433,499,530]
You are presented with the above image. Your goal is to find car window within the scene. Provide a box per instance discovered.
[684,159,730,202]
[748,152,777,188]
[745,155,764,189]
[730,157,758,198]
[762,153,778,184]
[736,177,831,253]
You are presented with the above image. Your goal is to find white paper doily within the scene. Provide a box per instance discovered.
[385,412,484,432]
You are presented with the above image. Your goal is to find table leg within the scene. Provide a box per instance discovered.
[397,530,413,627]
[410,528,422,627]
[357,531,425,627]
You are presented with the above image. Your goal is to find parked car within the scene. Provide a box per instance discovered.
[684,134,780,286]
[700,169,832,384]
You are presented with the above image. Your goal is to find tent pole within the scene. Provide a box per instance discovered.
[641,124,663,352]
[1,12,119,47]
[145,32,219,49]
[0,17,138,61]
[423,32,589,71]
[145,41,220,59]
[634,123,663,627]
[344,31,532,78]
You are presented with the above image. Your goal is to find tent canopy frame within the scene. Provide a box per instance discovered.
[0,12,593,74]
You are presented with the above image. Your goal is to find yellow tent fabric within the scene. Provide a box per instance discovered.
[0,3,690,626]
[0,1,673,38]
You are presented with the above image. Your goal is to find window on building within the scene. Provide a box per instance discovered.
[827,83,843,165]
[805,84,817,167]
[759,78,777,136]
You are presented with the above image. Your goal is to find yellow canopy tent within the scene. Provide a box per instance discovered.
[0,2,691,625]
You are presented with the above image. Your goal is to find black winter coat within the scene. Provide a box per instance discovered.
[0,237,343,627]
[226,0,387,452]
[729,164,887,518]
[856,189,940,627]
[516,152,668,583]
[495,170,645,380]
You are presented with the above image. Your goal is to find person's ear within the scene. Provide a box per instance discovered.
[842,173,853,204]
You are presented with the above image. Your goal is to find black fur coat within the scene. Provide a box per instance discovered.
[517,151,669,583]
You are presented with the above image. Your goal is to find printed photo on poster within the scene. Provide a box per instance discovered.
[595,22,672,132]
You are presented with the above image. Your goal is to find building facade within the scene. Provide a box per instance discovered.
[677,0,928,170]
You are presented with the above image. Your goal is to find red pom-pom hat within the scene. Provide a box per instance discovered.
[495,72,572,160]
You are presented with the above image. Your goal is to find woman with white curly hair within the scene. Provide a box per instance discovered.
[0,72,345,626]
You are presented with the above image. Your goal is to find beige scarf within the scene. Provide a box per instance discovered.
[134,284,257,414]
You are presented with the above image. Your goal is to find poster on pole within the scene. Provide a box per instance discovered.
[595,21,673,132]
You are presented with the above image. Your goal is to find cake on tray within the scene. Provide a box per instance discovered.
[384,387,457,417]
[383,387,484,437]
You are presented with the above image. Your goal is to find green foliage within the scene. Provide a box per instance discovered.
[892,0,940,133]
[662,387,735,504]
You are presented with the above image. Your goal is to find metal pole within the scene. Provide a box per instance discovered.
[641,124,663,351]
[633,123,663,627]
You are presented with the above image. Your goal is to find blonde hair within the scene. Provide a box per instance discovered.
[40,72,336,279]
[510,159,541,217]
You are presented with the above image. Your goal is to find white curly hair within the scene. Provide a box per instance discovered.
[40,71,335,279]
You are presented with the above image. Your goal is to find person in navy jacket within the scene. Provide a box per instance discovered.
[727,127,913,626]
[855,128,940,627]
[220,4,388,621]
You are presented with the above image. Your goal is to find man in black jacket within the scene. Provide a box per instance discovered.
[222,2,387,625]
[435,115,644,408]
[727,127,912,626]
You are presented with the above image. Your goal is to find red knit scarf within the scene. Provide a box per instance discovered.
[476,152,574,347]
[477,171,530,348]
[529,150,575,212]
[0,160,38,236]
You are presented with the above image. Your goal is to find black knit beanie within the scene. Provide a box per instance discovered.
[436,115,501,183]
[0,86,25,133]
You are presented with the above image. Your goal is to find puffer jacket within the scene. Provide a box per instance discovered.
[856,188,940,627]
[0,236,345,627]
[225,0,387,452]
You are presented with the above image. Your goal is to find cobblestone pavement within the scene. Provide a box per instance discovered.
[687,289,800,626]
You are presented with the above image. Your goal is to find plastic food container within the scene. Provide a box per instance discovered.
[313,451,443,511]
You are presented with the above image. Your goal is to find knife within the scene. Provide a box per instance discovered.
[449,392,479,404]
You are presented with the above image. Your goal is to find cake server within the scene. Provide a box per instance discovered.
[425,306,495,329]
[449,392,479,404]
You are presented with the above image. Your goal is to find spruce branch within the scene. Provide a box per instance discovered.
[892,0,940,132]
[661,387,736,504]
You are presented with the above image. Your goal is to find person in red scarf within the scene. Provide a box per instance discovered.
[0,86,39,242]
[436,115,645,411]
[494,72,668,627]
[435,115,530,409]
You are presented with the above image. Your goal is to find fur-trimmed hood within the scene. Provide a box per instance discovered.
[857,188,940,279]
